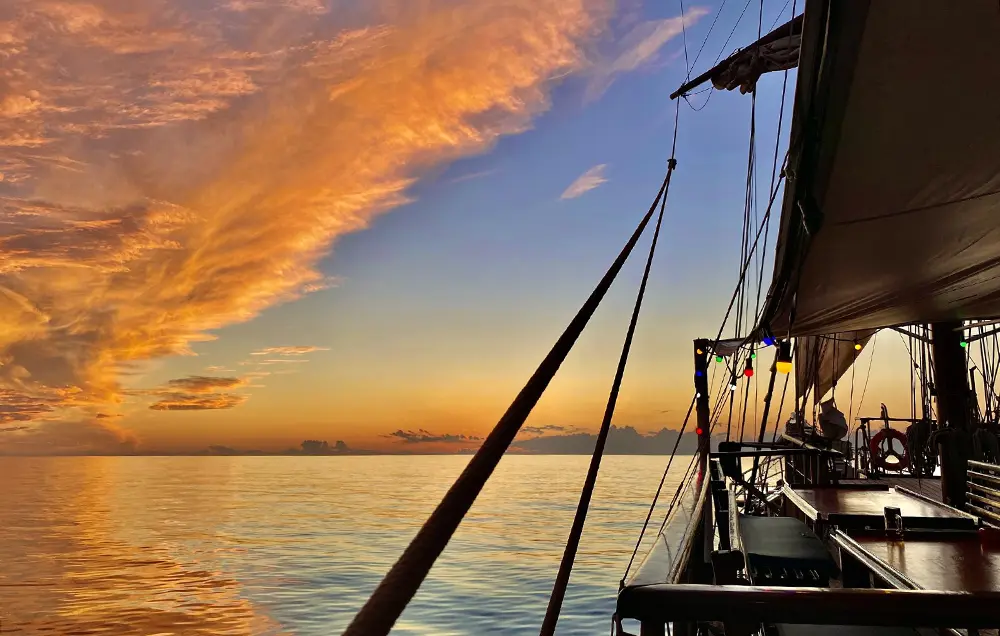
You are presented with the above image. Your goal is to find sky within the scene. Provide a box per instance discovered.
[0,0,921,455]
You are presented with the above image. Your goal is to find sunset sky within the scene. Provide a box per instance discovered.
[0,0,918,455]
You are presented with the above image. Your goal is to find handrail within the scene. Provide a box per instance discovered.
[828,529,920,591]
[967,460,1000,526]
[969,459,1000,473]
[616,584,1000,628]
[779,433,842,454]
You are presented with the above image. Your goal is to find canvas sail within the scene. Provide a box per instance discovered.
[756,0,1000,337]
[794,330,876,402]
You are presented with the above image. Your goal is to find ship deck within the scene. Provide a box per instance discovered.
[783,482,999,601]
[865,476,943,503]
[782,482,977,531]
[848,534,1000,592]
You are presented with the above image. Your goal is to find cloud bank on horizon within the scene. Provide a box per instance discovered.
[0,0,703,454]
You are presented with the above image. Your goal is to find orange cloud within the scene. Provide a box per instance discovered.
[0,0,612,451]
[133,375,250,411]
[163,375,247,393]
[250,346,328,356]
[149,393,246,411]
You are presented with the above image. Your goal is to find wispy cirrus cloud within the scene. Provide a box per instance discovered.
[0,0,614,451]
[585,7,710,101]
[251,346,329,356]
[561,164,608,199]
[447,168,498,184]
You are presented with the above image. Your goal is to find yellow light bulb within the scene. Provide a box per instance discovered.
[776,360,792,374]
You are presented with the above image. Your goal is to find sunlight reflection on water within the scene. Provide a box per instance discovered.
[0,455,687,635]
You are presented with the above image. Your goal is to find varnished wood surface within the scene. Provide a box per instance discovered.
[852,535,1000,592]
[794,487,962,520]
[880,477,944,503]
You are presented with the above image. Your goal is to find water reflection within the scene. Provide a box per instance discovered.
[0,457,287,635]
[0,455,685,635]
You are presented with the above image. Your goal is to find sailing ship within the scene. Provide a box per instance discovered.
[344,1,1000,634]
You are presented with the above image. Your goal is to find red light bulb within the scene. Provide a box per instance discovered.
[744,367,754,378]
[696,427,704,436]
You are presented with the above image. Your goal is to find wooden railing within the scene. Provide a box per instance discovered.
[967,459,1000,526]
[617,584,1000,629]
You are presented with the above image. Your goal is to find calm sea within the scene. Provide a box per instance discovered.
[0,455,689,635]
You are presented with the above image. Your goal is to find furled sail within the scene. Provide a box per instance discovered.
[794,330,876,402]
[757,0,1000,337]
[671,14,802,99]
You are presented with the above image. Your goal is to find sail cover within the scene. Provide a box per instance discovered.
[759,0,1000,337]
[795,330,876,402]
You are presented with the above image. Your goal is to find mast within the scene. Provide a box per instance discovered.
[931,321,971,507]
[694,339,711,459]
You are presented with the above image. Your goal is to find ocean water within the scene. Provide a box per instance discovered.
[0,455,689,635]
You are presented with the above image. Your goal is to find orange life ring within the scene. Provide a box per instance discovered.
[869,428,910,472]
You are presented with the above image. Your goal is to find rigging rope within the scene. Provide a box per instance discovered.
[690,0,730,71]
[622,168,785,586]
[684,0,755,112]
[342,164,675,636]
[619,73,790,591]
[678,0,692,80]
[539,105,681,636]
[759,371,790,489]
[855,333,879,418]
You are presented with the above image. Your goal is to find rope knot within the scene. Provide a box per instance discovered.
[667,158,678,170]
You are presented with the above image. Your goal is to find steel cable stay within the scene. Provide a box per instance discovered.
[341,161,676,636]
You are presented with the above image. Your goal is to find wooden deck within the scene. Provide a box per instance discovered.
[837,477,944,503]
[879,476,944,503]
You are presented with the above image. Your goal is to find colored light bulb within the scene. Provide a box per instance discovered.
[696,427,704,436]
[961,341,969,348]
[775,340,792,374]
[750,352,757,359]
[854,342,862,351]
[762,336,775,347]
[730,383,737,391]
[695,370,703,377]
[715,355,723,363]
[744,368,754,377]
